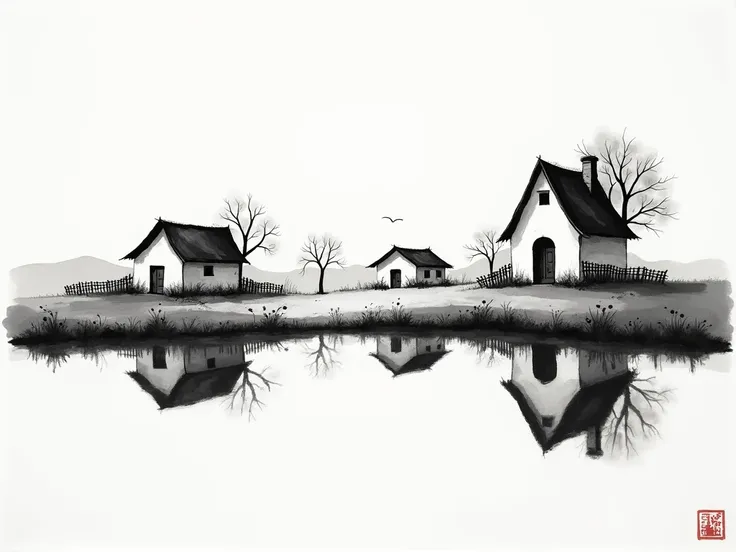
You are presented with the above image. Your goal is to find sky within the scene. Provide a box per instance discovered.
[1,0,734,272]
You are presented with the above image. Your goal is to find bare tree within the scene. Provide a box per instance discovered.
[576,128,677,235]
[303,334,343,376]
[298,235,346,294]
[225,362,279,420]
[464,229,502,273]
[220,195,281,262]
[605,373,672,457]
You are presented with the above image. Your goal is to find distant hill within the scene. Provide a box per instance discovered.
[9,256,132,298]
[627,253,729,281]
[8,251,730,299]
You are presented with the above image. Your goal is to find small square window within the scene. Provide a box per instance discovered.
[425,345,431,352]
[204,265,214,276]
[207,357,216,369]
[424,270,430,278]
[539,191,550,205]
[437,344,442,350]
[390,337,402,353]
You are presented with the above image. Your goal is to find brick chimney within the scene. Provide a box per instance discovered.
[581,155,598,192]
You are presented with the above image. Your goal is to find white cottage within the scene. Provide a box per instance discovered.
[129,344,250,409]
[502,343,632,456]
[370,336,448,377]
[122,218,247,293]
[498,156,638,284]
[367,246,453,288]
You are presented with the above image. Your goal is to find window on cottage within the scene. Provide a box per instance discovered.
[207,357,216,368]
[390,337,402,353]
[204,265,214,276]
[538,191,550,205]
[435,270,441,278]
[425,345,431,352]
[152,345,167,369]
[424,270,430,278]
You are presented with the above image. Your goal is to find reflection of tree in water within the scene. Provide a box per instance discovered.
[225,364,279,420]
[303,334,343,376]
[606,371,672,457]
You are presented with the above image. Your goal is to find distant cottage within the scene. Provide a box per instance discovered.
[370,336,449,377]
[498,156,637,284]
[367,246,453,288]
[122,218,247,293]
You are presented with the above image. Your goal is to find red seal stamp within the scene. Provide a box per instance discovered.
[697,510,725,540]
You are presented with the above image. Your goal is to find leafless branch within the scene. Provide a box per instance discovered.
[220,194,280,262]
[463,229,502,273]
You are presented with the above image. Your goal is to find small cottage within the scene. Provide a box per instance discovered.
[122,218,247,293]
[502,344,632,457]
[128,344,250,410]
[498,156,638,284]
[370,336,448,377]
[367,246,453,288]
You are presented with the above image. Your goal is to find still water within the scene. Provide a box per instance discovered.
[3,333,733,550]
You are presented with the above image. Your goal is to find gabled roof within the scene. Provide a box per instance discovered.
[501,370,633,453]
[367,246,453,269]
[127,362,249,409]
[121,219,248,263]
[498,158,638,241]
[370,350,449,377]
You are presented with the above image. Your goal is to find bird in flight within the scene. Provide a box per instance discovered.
[382,216,404,223]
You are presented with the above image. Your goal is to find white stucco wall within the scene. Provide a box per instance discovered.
[415,337,446,354]
[375,336,419,371]
[580,236,627,268]
[510,346,581,439]
[132,231,183,292]
[415,266,447,282]
[182,262,241,288]
[376,252,418,287]
[135,348,186,395]
[184,345,246,372]
[509,172,581,281]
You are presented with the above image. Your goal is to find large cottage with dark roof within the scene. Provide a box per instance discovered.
[367,246,453,288]
[499,156,637,284]
[122,218,247,293]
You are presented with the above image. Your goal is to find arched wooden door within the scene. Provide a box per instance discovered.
[532,237,555,284]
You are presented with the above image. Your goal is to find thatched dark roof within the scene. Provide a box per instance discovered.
[367,246,453,269]
[128,362,249,409]
[501,370,633,453]
[121,219,248,263]
[370,350,449,376]
[499,158,638,241]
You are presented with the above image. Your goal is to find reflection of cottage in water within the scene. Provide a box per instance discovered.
[370,336,448,376]
[128,344,250,409]
[502,343,633,457]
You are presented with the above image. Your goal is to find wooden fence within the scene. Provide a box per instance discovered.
[65,274,133,296]
[241,277,284,295]
[581,261,668,284]
[476,264,513,289]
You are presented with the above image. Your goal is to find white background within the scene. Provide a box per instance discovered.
[1,1,735,551]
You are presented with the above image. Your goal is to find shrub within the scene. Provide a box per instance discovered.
[144,303,176,334]
[387,299,413,324]
[583,303,617,336]
[165,282,242,297]
[555,270,583,288]
[257,305,289,330]
[511,271,532,287]
[328,307,345,327]
[357,303,385,327]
